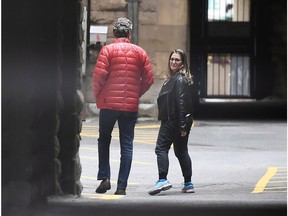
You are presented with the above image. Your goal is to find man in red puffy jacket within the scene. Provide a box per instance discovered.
[93,17,154,195]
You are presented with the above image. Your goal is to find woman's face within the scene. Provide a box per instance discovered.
[170,53,183,73]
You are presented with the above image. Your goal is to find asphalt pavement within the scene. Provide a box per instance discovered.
[45,117,287,216]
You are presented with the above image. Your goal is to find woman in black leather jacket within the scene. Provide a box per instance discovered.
[148,49,194,195]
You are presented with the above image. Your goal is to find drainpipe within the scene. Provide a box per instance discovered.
[126,0,140,44]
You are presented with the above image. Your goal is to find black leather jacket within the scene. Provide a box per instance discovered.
[157,72,193,131]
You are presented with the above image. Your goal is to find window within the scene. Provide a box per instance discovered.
[208,0,250,22]
[207,53,250,96]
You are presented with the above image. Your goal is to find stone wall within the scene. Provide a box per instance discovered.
[2,2,64,214]
[57,1,84,196]
[2,0,84,215]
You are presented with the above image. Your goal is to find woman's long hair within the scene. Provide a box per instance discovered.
[167,49,193,85]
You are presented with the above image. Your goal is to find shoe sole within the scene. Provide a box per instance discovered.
[95,185,111,194]
[114,189,126,195]
[114,192,126,195]
[181,189,195,193]
[148,184,172,195]
[96,189,110,193]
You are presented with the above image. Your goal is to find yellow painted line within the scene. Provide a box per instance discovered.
[136,136,158,138]
[80,176,140,185]
[80,156,97,160]
[79,135,156,144]
[277,167,287,169]
[81,147,98,151]
[80,133,98,137]
[82,121,194,130]
[135,125,160,129]
[108,137,156,145]
[269,180,287,183]
[132,161,152,165]
[81,175,98,180]
[264,186,287,190]
[81,193,124,200]
[80,133,158,140]
[83,125,98,128]
[135,132,159,135]
[252,167,278,193]
[80,156,152,165]
[82,125,161,129]
[134,139,156,145]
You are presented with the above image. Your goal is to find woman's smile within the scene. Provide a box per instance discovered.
[170,53,183,73]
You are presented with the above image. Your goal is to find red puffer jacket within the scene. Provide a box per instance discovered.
[93,38,154,112]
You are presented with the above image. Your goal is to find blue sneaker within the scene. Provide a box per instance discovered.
[181,182,195,193]
[148,179,172,195]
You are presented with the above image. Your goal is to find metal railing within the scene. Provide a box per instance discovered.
[208,0,250,22]
[207,53,250,96]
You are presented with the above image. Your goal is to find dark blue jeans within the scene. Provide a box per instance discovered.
[155,119,192,181]
[97,109,138,190]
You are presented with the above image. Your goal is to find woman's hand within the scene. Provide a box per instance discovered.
[180,131,187,137]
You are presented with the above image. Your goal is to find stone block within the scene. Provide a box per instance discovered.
[157,0,188,25]
[90,11,126,25]
[139,25,188,52]
[92,0,127,11]
[139,12,157,25]
[138,25,158,50]
[140,78,163,104]
[155,51,170,77]
[139,0,157,12]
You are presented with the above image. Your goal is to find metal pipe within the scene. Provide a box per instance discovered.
[86,0,91,59]
[126,0,141,44]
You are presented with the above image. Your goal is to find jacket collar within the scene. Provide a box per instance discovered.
[113,38,131,43]
[171,71,182,78]
[158,72,183,96]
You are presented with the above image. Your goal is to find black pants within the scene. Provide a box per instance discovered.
[155,119,192,182]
